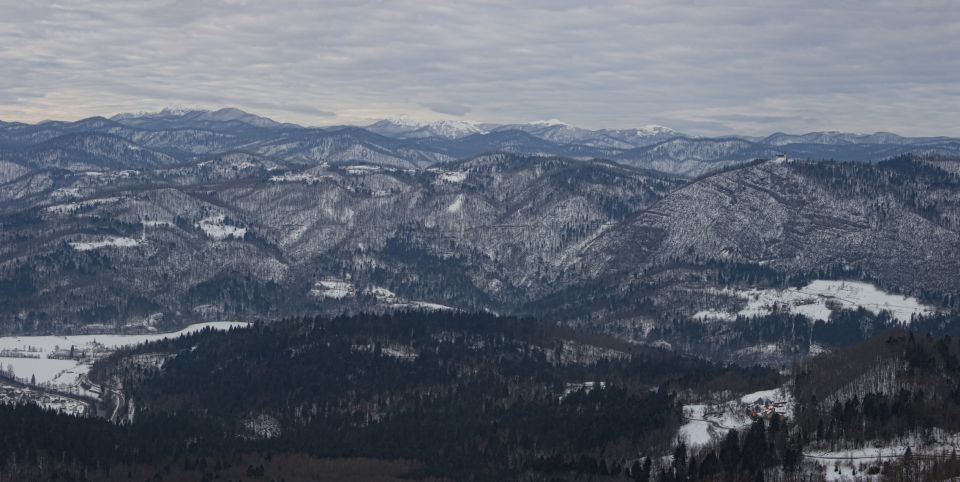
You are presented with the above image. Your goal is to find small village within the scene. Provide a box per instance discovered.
[746,396,791,421]
[0,382,90,417]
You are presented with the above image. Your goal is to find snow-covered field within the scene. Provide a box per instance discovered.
[436,170,468,183]
[0,321,248,386]
[705,280,933,323]
[69,236,140,251]
[805,430,960,481]
[678,384,960,480]
[310,280,457,311]
[197,215,247,240]
[269,172,331,184]
[446,194,465,213]
[678,386,793,448]
[310,280,356,299]
[46,197,119,214]
[344,165,383,175]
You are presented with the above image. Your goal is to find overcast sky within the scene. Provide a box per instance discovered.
[1,0,958,136]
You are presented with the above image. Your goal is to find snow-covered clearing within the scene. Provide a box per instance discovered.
[446,194,464,213]
[0,321,248,387]
[197,215,247,240]
[805,430,960,481]
[69,236,140,251]
[310,280,356,299]
[0,358,82,385]
[269,173,331,184]
[692,309,735,322]
[46,197,119,214]
[437,171,467,183]
[677,386,793,448]
[141,220,172,228]
[381,344,418,361]
[678,406,718,447]
[312,283,457,311]
[704,280,933,324]
[404,300,456,311]
[344,165,383,175]
[370,286,456,311]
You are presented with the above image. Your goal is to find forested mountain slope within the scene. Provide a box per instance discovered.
[0,153,679,334]
[577,157,960,298]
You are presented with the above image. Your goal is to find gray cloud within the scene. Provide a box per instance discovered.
[0,0,958,136]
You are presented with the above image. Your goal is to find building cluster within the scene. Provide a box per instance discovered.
[0,383,90,416]
[746,397,790,420]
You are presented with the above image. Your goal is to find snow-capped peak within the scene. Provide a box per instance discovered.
[367,116,488,139]
[112,107,284,128]
[634,125,676,135]
[159,106,203,116]
[113,106,205,119]
[381,115,424,128]
[529,118,570,127]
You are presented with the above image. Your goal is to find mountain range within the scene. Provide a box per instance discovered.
[2,107,960,364]
[3,107,958,178]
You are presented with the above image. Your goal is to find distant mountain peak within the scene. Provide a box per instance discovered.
[111,106,286,129]
[634,125,676,135]
[367,116,488,139]
[529,118,570,127]
[159,106,203,116]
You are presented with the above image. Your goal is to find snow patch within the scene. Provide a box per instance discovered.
[692,310,735,322]
[242,413,282,440]
[446,194,464,213]
[367,286,456,311]
[561,381,606,400]
[437,171,467,183]
[703,280,934,324]
[344,165,382,175]
[46,197,119,214]
[677,386,793,448]
[197,215,247,240]
[310,279,356,299]
[269,172,331,184]
[69,237,140,251]
[0,322,248,390]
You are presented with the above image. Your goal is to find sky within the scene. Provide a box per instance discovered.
[0,0,958,136]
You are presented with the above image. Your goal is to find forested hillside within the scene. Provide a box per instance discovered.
[7,313,960,480]
[1,311,781,481]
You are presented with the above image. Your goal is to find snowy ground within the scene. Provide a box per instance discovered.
[46,196,119,214]
[446,194,465,213]
[805,430,960,481]
[0,321,249,387]
[704,280,933,324]
[310,280,457,311]
[436,170,468,183]
[69,236,140,251]
[310,280,356,299]
[269,172,331,184]
[0,384,88,416]
[677,386,793,448]
[197,215,247,240]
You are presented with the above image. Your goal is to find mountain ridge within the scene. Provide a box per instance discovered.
[8,107,958,179]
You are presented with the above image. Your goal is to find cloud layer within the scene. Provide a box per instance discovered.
[1,0,958,135]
